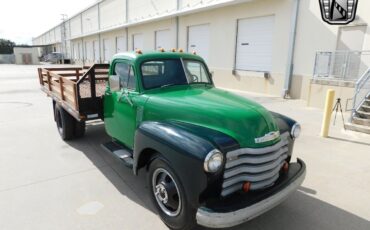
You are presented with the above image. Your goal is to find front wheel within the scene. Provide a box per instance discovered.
[148,157,196,230]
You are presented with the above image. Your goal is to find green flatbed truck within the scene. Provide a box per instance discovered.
[38,50,306,229]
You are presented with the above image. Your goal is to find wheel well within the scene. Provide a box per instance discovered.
[137,148,159,172]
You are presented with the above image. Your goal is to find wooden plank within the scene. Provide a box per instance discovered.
[51,78,60,87]
[45,67,82,71]
[47,71,52,91]
[42,69,49,75]
[73,85,79,111]
[63,85,74,96]
[63,87,74,97]
[76,69,80,81]
[49,71,62,79]
[58,73,81,77]
[64,93,76,107]
[59,77,64,100]
[37,68,43,86]
[51,85,61,95]
[62,78,76,86]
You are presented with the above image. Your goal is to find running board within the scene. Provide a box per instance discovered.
[101,141,133,168]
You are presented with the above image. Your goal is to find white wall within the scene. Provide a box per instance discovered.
[100,0,126,29]
[82,5,99,34]
[70,15,82,38]
[31,0,370,100]
[128,18,176,51]
[128,0,176,22]
[14,47,40,65]
[290,0,370,100]
[100,29,127,60]
[54,26,61,43]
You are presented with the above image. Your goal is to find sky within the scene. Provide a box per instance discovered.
[0,0,97,45]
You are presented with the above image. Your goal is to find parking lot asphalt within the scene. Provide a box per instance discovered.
[0,64,369,230]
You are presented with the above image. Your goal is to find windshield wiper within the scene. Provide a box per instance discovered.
[160,83,176,88]
[189,82,211,85]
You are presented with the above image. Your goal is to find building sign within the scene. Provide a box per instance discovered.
[319,0,359,25]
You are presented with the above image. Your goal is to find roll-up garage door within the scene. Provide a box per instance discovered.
[187,24,210,61]
[155,29,171,50]
[235,16,274,71]
[103,38,115,62]
[93,40,100,63]
[133,34,143,51]
[73,43,79,60]
[116,36,127,53]
[85,41,93,61]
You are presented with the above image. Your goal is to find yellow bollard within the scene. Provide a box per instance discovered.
[320,89,335,137]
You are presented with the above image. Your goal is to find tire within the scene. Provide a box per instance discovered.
[74,120,86,138]
[148,157,196,230]
[55,104,75,140]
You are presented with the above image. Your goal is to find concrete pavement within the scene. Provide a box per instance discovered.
[0,64,369,230]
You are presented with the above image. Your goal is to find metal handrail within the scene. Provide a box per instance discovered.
[313,50,370,82]
[351,68,370,121]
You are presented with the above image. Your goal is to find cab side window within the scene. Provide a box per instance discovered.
[114,62,130,89]
[127,66,136,90]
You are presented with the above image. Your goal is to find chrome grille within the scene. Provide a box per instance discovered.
[221,132,290,197]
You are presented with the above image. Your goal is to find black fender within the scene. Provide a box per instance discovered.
[270,111,297,134]
[133,121,239,208]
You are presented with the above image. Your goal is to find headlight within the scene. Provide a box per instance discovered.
[291,123,301,139]
[204,149,224,173]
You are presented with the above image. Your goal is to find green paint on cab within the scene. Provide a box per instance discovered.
[104,51,279,149]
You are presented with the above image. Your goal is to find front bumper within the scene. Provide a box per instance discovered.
[196,158,306,228]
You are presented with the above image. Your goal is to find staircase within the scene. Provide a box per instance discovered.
[345,68,370,134]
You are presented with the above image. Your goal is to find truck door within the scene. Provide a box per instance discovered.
[104,61,138,149]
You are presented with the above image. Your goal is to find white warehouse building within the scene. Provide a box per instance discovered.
[33,0,370,108]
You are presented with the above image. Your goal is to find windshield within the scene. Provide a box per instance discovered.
[141,59,211,90]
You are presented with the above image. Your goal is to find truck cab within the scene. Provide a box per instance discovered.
[38,50,306,230]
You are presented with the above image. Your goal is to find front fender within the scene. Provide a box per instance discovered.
[133,121,239,207]
[270,111,297,134]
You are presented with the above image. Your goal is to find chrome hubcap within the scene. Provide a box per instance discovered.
[155,183,168,203]
[152,168,181,217]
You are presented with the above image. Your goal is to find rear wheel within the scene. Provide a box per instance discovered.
[148,157,196,230]
[54,104,75,140]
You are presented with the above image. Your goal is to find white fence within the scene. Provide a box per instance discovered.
[0,54,15,64]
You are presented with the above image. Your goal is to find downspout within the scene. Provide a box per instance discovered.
[282,0,300,98]
[176,16,179,49]
[98,2,102,63]
[80,13,86,66]
[176,0,180,49]
[125,0,129,51]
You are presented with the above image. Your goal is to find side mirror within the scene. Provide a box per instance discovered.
[109,75,120,91]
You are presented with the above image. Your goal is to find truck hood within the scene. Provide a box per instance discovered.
[143,85,280,148]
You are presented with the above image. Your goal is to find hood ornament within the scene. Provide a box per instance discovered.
[255,131,280,144]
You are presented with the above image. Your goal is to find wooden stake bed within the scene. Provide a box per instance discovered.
[38,64,110,121]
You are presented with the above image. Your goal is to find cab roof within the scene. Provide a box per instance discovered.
[112,50,205,63]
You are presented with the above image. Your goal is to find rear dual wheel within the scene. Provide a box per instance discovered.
[54,103,85,140]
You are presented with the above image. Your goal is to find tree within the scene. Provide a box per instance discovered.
[0,39,16,54]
